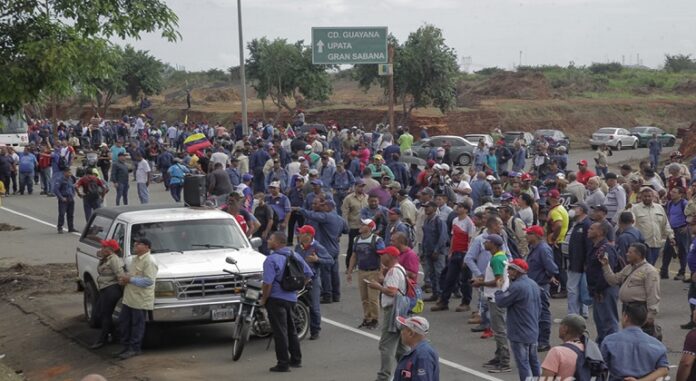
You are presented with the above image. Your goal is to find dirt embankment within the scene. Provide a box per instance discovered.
[0,263,76,299]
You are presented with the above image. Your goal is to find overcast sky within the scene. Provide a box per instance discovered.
[118,0,696,72]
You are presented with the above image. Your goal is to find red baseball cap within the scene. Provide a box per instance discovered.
[361,218,377,231]
[509,258,529,273]
[520,173,532,181]
[426,159,436,168]
[524,225,545,237]
[377,246,401,257]
[547,189,560,199]
[577,159,588,166]
[100,239,120,251]
[297,225,316,236]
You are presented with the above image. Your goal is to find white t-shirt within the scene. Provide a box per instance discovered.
[135,159,151,183]
[451,180,472,204]
[483,253,509,299]
[210,152,229,168]
[381,264,407,308]
[518,207,534,227]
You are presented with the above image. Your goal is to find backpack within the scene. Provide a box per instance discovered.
[395,221,416,248]
[280,252,306,291]
[503,217,523,259]
[85,177,101,201]
[561,338,609,381]
[396,267,424,314]
[58,155,69,170]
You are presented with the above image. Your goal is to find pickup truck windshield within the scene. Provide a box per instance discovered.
[130,219,248,254]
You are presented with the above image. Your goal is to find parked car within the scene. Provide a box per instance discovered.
[589,127,639,150]
[503,131,535,158]
[629,126,677,147]
[76,205,269,330]
[464,134,494,148]
[532,129,570,152]
[412,135,476,166]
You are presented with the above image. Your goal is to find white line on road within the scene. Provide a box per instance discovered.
[3,205,503,380]
[1,206,81,236]
[321,317,504,381]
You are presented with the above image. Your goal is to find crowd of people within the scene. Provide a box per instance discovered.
[9,113,696,380]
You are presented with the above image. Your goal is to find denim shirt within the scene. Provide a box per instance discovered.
[464,232,511,278]
[494,274,541,344]
[421,215,448,256]
[526,241,559,286]
[600,326,669,381]
[299,209,348,257]
[393,340,440,381]
[294,240,334,276]
[331,170,355,190]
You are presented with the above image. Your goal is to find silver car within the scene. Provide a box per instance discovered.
[412,135,476,166]
[589,127,639,151]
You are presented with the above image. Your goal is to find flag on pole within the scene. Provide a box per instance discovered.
[183,132,211,154]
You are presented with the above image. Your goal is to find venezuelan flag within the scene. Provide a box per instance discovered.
[184,132,211,154]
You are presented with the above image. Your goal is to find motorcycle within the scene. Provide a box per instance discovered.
[224,256,311,361]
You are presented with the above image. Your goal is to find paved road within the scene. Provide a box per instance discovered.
[0,145,685,381]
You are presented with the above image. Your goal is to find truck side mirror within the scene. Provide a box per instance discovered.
[249,237,263,250]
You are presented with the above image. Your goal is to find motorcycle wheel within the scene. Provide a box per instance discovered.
[232,322,251,361]
[293,301,310,340]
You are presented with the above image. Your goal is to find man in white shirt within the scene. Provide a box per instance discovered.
[134,153,151,204]
[450,170,472,204]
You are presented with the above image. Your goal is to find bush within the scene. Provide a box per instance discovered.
[475,67,505,75]
[589,62,623,74]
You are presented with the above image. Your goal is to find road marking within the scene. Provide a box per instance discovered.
[0,206,81,236]
[321,317,505,381]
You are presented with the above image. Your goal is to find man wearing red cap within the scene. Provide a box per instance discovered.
[294,225,334,340]
[525,225,560,352]
[575,160,596,186]
[495,258,542,379]
[90,240,125,349]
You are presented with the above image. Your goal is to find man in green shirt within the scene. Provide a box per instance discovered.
[116,237,158,360]
[398,129,414,155]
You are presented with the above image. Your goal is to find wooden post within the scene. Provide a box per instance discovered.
[388,44,395,133]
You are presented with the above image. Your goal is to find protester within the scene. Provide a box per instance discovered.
[524,225,559,352]
[260,232,313,372]
[586,222,620,344]
[677,299,696,380]
[346,218,385,329]
[75,170,108,222]
[295,225,333,340]
[133,153,151,204]
[90,240,124,349]
[111,152,129,206]
[116,237,158,360]
[567,202,591,318]
[421,200,448,302]
[631,187,675,265]
[54,168,77,234]
[393,316,440,381]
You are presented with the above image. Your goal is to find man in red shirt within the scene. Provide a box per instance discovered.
[75,171,108,222]
[575,160,596,185]
[389,233,419,281]
[432,202,477,312]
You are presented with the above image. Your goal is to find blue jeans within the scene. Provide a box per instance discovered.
[57,198,75,231]
[593,286,619,345]
[538,284,551,347]
[170,183,182,202]
[115,183,129,206]
[566,271,589,316]
[320,260,340,300]
[422,253,446,296]
[647,247,661,266]
[595,166,608,178]
[40,167,52,194]
[83,198,101,223]
[662,226,689,276]
[18,172,33,194]
[439,252,472,306]
[119,304,147,352]
[650,153,660,169]
[137,182,149,204]
[308,273,322,335]
[510,341,540,380]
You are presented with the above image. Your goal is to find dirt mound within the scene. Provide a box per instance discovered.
[458,72,552,104]
[674,80,696,94]
[0,223,22,231]
[0,263,77,297]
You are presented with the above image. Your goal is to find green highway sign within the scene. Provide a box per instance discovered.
[312,27,388,65]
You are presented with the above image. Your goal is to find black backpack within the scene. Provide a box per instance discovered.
[280,252,306,291]
[503,217,523,259]
[58,155,69,170]
[561,338,609,381]
[85,177,101,201]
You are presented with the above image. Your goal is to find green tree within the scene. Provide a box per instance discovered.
[0,0,179,114]
[664,54,696,72]
[353,25,459,123]
[246,38,333,120]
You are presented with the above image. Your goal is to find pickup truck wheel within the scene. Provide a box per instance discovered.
[293,301,310,340]
[84,281,100,328]
[668,138,676,147]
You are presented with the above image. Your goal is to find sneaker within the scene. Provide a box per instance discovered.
[309,333,319,341]
[68,229,79,233]
[482,358,500,369]
[550,290,567,299]
[537,344,551,352]
[488,364,512,373]
[320,297,333,304]
[468,316,482,325]
[455,304,471,312]
[366,320,379,329]
[660,273,669,280]
[430,303,448,312]
[289,361,302,368]
[57,229,64,234]
[357,320,369,328]
[40,191,46,195]
[269,365,290,372]
[118,350,141,360]
[553,318,563,324]
[89,341,106,350]
[675,274,686,281]
[111,348,129,357]
[423,295,439,302]
[480,328,494,339]
[471,324,487,333]
[422,285,432,293]
[681,321,696,330]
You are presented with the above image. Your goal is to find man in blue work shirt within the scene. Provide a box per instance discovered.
[360,195,390,238]
[394,316,440,381]
[421,201,448,302]
[249,141,270,192]
[53,168,78,234]
[17,146,37,195]
[601,302,669,381]
[586,222,620,345]
[524,225,559,352]
[266,181,291,232]
[331,162,355,216]
[296,197,348,304]
[494,258,542,380]
[294,225,333,341]
[648,133,662,170]
[261,232,314,372]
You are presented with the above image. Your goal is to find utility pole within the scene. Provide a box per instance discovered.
[519,50,522,68]
[388,44,395,133]
[237,0,248,135]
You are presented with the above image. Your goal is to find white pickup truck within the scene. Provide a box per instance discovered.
[75,205,266,326]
